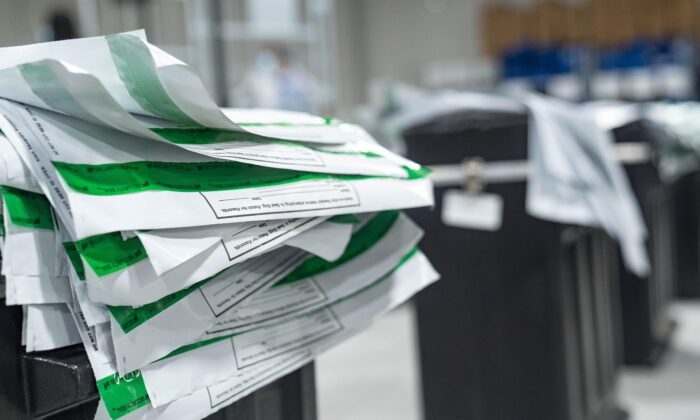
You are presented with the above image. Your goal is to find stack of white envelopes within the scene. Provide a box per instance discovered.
[0,31,438,420]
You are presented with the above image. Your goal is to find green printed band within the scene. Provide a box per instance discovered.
[235,116,337,128]
[53,160,366,196]
[275,210,399,286]
[103,246,423,420]
[0,213,5,238]
[328,214,359,224]
[52,160,428,197]
[19,61,106,127]
[108,210,400,334]
[78,212,360,279]
[75,232,148,277]
[153,127,289,145]
[152,127,382,160]
[162,245,420,361]
[154,127,384,159]
[106,34,200,125]
[406,165,431,179]
[63,242,86,280]
[109,280,199,333]
[1,186,54,230]
[81,213,360,279]
[237,121,336,127]
[97,372,150,419]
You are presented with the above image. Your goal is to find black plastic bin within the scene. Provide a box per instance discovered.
[404,112,625,420]
[611,121,676,365]
[673,171,700,298]
[0,300,316,420]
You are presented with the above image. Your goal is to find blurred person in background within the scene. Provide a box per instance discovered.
[36,11,77,43]
[232,43,321,113]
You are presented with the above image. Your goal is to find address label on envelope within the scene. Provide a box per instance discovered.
[441,190,503,231]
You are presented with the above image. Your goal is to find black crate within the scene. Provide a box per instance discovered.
[404,113,625,420]
[0,300,316,420]
[673,171,700,298]
[611,121,676,365]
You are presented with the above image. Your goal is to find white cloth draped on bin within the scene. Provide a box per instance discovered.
[386,89,650,276]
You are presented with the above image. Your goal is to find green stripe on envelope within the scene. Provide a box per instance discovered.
[151,127,379,158]
[75,232,148,277]
[1,186,54,230]
[107,211,400,333]
[77,214,360,277]
[152,127,282,145]
[276,211,399,286]
[97,372,150,419]
[328,214,360,224]
[52,160,429,196]
[19,61,106,127]
[63,242,86,280]
[99,245,422,418]
[153,127,386,158]
[106,34,200,125]
[162,245,420,361]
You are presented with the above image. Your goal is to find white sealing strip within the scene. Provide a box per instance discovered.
[429,160,530,187]
[428,142,651,187]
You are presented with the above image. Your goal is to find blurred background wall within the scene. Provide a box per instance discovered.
[1,0,698,114]
[0,0,500,115]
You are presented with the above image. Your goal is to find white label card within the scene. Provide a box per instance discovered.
[441,190,503,231]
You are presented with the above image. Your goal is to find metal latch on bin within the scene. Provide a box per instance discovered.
[440,156,504,231]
